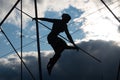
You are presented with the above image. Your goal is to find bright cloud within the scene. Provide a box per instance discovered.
[82,17,120,41]
[78,0,120,45]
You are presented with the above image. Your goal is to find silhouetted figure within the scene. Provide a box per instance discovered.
[33,13,79,75]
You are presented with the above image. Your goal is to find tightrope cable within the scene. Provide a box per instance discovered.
[78,47,101,63]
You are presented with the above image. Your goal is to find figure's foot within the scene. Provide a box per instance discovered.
[47,57,60,75]
[47,63,52,75]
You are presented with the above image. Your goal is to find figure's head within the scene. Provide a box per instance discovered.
[62,13,71,23]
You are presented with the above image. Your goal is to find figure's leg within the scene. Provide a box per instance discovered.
[47,54,61,75]
[47,47,64,75]
[47,37,68,75]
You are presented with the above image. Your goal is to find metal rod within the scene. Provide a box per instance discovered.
[34,0,43,80]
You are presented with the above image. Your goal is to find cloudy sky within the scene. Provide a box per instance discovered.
[0,0,120,80]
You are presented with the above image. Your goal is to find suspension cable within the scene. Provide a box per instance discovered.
[100,0,120,23]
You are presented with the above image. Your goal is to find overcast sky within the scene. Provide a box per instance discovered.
[0,0,120,80]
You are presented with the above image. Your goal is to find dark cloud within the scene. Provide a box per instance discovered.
[0,40,120,80]
[52,40,120,80]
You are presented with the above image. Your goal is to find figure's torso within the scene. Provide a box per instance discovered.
[47,20,67,44]
[50,20,67,36]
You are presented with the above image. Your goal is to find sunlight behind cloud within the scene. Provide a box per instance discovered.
[83,18,119,40]
[79,0,120,45]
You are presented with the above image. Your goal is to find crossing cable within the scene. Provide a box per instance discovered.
[0,28,35,80]
[0,0,20,26]
[20,0,23,80]
[15,7,101,63]
[100,0,120,23]
[34,0,43,80]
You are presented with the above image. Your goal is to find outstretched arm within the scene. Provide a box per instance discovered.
[33,18,57,23]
